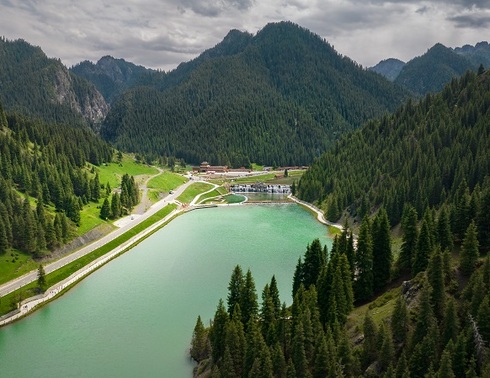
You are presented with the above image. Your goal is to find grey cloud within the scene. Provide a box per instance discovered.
[448,13,490,28]
[356,0,490,10]
[180,0,254,16]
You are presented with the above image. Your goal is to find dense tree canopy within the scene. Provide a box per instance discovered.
[101,21,409,166]
[0,101,113,256]
[299,69,490,233]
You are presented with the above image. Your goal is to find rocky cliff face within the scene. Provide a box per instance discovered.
[53,65,109,126]
[0,37,108,128]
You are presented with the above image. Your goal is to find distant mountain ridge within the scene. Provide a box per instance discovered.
[394,43,477,95]
[70,56,165,102]
[0,37,108,127]
[369,58,406,81]
[454,41,490,67]
[370,41,489,96]
[100,21,410,166]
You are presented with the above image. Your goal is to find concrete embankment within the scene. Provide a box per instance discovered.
[0,208,180,327]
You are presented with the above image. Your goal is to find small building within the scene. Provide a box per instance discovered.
[192,161,229,173]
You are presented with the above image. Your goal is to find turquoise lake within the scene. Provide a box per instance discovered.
[0,204,332,377]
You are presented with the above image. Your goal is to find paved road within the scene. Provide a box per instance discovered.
[0,178,194,297]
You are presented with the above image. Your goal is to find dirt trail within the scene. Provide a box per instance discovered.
[134,167,164,214]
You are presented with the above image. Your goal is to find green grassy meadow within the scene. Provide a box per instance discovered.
[177,182,215,204]
[147,171,187,192]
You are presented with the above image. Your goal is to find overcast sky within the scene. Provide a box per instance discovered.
[1,0,489,71]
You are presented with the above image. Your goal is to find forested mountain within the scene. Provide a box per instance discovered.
[0,37,108,128]
[298,68,490,229]
[455,41,490,68]
[100,22,409,167]
[369,58,406,81]
[70,56,165,103]
[190,70,490,378]
[0,101,113,257]
[395,43,477,95]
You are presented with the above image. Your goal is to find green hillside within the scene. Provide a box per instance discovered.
[0,38,108,128]
[101,22,409,166]
[0,101,113,260]
[395,43,477,95]
[299,68,490,229]
[190,70,490,378]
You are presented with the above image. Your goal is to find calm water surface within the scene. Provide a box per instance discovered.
[0,204,331,377]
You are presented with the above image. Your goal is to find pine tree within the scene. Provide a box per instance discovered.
[22,197,37,254]
[391,295,409,345]
[292,257,303,297]
[37,264,46,292]
[395,351,409,378]
[269,275,281,318]
[241,269,258,328]
[412,219,431,275]
[227,265,244,315]
[221,346,237,378]
[110,192,121,219]
[302,239,325,289]
[355,216,374,302]
[411,279,436,350]
[0,217,8,254]
[224,309,246,377]
[271,342,287,378]
[427,245,446,320]
[210,299,228,363]
[91,172,100,202]
[190,315,209,362]
[399,204,418,275]
[441,298,459,347]
[437,206,453,252]
[100,197,111,220]
[409,326,438,378]
[261,284,277,346]
[379,324,395,373]
[291,318,309,378]
[361,312,378,369]
[372,207,392,292]
[460,221,479,276]
[312,333,330,378]
[437,347,456,378]
[477,186,490,252]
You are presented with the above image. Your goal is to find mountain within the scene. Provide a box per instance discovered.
[454,41,490,68]
[70,56,165,102]
[298,68,490,228]
[395,43,476,95]
[0,37,108,127]
[100,22,409,166]
[369,58,406,81]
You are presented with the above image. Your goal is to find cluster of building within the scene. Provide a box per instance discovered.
[192,162,307,175]
[191,162,250,174]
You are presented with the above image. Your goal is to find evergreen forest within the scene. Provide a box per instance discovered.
[0,101,114,257]
[190,69,490,377]
[298,68,490,231]
[100,22,409,167]
[0,37,108,128]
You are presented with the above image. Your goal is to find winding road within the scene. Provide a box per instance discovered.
[0,175,193,298]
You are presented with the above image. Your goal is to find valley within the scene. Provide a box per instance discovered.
[0,19,489,378]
